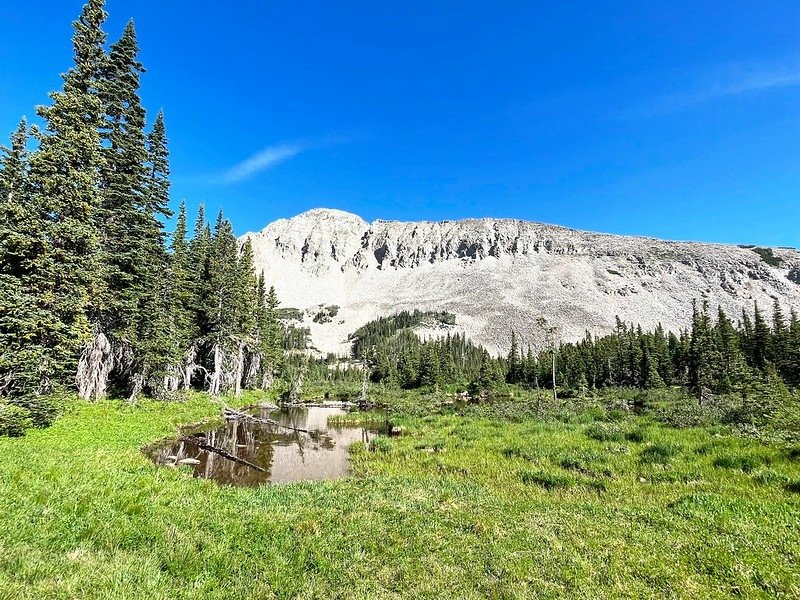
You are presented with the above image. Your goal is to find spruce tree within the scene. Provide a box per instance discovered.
[787,309,800,387]
[168,201,196,388]
[688,300,715,400]
[204,212,244,395]
[713,306,748,394]
[0,119,36,277]
[129,108,174,397]
[419,344,442,389]
[29,0,108,388]
[0,119,49,401]
[752,302,771,371]
[260,284,283,388]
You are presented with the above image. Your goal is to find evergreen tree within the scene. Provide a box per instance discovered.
[29,0,108,388]
[204,212,241,394]
[232,239,258,395]
[0,119,36,278]
[787,308,800,387]
[713,306,748,394]
[0,119,50,401]
[640,338,664,389]
[688,300,715,399]
[752,302,771,371]
[770,298,792,382]
[506,330,522,384]
[419,344,441,389]
[262,284,283,387]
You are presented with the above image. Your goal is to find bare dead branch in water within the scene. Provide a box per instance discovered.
[178,435,266,472]
[221,407,312,434]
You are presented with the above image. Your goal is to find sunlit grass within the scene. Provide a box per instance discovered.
[0,395,798,598]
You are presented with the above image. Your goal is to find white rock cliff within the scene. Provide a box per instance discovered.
[241,208,800,356]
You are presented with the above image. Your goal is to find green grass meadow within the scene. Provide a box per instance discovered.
[0,396,798,598]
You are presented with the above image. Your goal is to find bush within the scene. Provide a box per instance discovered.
[7,395,59,428]
[752,247,782,267]
[0,404,33,437]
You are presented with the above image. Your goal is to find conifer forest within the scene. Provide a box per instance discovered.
[0,2,798,598]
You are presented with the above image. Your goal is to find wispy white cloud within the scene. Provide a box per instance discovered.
[646,62,800,116]
[223,143,305,182]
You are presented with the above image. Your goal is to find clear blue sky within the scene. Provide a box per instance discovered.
[1,1,799,246]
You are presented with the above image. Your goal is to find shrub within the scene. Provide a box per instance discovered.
[752,247,782,267]
[7,395,59,428]
[0,404,33,437]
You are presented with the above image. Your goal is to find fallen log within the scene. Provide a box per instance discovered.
[178,435,266,472]
[221,407,312,435]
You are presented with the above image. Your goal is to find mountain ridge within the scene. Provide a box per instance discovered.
[241,208,800,355]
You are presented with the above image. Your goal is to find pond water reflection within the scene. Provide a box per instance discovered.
[146,405,383,487]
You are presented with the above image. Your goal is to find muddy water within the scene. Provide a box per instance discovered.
[146,405,383,487]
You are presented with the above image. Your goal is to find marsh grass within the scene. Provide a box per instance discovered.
[327,411,388,430]
[0,395,798,598]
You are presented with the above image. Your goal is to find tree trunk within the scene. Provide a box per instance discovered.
[128,371,144,402]
[234,342,244,398]
[209,343,222,396]
[76,327,114,401]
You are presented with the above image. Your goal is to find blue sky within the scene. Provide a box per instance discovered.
[1,1,799,246]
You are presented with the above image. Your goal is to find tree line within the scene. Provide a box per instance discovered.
[0,0,281,430]
[513,299,800,398]
[348,301,800,403]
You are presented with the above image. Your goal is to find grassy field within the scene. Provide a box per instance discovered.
[0,396,798,599]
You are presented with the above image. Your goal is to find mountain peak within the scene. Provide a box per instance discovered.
[243,209,800,356]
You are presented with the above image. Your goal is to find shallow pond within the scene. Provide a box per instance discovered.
[145,405,385,487]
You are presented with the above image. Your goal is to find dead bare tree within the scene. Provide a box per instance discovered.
[76,327,114,401]
[536,316,560,405]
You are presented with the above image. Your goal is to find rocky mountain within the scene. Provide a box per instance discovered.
[241,208,800,356]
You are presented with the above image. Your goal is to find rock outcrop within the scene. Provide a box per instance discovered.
[242,208,800,355]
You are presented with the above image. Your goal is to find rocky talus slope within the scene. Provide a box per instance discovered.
[242,209,800,355]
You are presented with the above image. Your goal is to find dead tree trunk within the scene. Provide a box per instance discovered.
[208,343,222,396]
[234,342,245,398]
[76,328,114,401]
